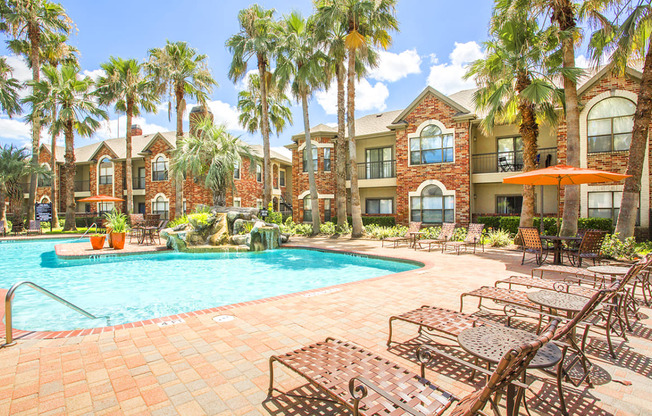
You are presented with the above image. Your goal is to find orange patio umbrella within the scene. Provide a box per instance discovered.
[503,164,630,235]
[77,194,125,203]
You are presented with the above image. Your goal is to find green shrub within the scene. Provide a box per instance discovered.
[332,216,396,227]
[5,220,12,232]
[422,226,441,239]
[484,229,513,247]
[193,204,212,214]
[451,227,467,242]
[601,233,638,260]
[477,215,613,235]
[280,217,295,234]
[364,224,408,239]
[266,211,283,225]
[319,221,337,235]
[240,221,255,234]
[75,216,102,228]
[188,212,210,228]
[293,223,313,235]
[336,221,351,235]
[103,209,127,233]
[168,215,188,228]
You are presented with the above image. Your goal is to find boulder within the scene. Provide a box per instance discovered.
[213,206,259,234]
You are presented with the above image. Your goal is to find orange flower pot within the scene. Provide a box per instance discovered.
[90,235,106,250]
[111,232,126,250]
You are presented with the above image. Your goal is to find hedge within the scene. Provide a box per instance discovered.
[477,215,613,235]
[332,215,396,227]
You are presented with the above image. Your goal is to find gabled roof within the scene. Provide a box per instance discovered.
[250,144,292,165]
[577,63,643,96]
[88,141,119,161]
[391,86,472,125]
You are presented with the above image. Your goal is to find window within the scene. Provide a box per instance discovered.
[280,170,286,187]
[410,185,454,224]
[152,156,168,181]
[303,147,318,172]
[233,160,240,179]
[99,158,113,185]
[256,164,262,182]
[38,164,51,187]
[98,201,113,214]
[366,198,393,214]
[324,148,331,171]
[233,198,241,208]
[365,147,394,179]
[588,97,635,153]
[324,199,332,222]
[497,136,524,172]
[152,195,169,219]
[496,195,523,215]
[588,191,639,225]
[410,124,454,165]
[303,196,312,222]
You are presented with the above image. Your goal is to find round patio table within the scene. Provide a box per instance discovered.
[587,265,638,328]
[587,265,629,279]
[527,290,589,316]
[410,231,425,249]
[541,235,582,265]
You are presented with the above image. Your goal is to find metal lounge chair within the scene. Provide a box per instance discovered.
[565,229,607,267]
[518,227,550,265]
[447,223,485,255]
[268,322,558,416]
[381,221,421,248]
[417,222,455,253]
[25,220,41,235]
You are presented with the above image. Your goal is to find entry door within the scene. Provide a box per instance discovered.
[138,203,146,215]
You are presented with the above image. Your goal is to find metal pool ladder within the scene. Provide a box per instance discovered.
[77,222,99,240]
[2,281,106,347]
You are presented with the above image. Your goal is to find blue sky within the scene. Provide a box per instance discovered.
[0,0,500,157]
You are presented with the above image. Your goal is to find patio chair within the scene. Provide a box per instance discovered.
[565,229,607,267]
[25,220,41,235]
[417,222,455,253]
[518,227,550,265]
[381,221,421,248]
[128,214,145,243]
[268,322,558,416]
[11,220,24,235]
[447,223,485,255]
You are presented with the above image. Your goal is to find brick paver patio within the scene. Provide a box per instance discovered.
[1,237,651,415]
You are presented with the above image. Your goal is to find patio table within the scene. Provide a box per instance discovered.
[409,231,425,249]
[541,235,581,265]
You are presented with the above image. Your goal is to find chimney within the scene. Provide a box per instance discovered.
[189,105,214,135]
[131,124,143,136]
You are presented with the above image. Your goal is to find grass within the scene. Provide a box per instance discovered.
[43,227,91,235]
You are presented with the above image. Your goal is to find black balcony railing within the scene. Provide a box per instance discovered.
[472,147,557,174]
[348,160,397,180]
[74,179,90,192]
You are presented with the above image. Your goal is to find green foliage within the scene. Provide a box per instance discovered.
[422,227,441,239]
[477,216,613,235]
[484,229,513,247]
[332,216,396,227]
[90,233,104,238]
[188,212,210,228]
[194,205,212,214]
[103,209,127,233]
[5,220,11,232]
[364,224,408,239]
[319,221,337,235]
[240,221,255,234]
[266,211,283,225]
[168,215,188,228]
[336,221,351,235]
[292,223,313,235]
[45,227,90,235]
[601,233,638,260]
[451,227,467,242]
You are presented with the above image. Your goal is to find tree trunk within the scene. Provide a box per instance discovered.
[0,186,7,233]
[173,84,184,218]
[258,55,272,207]
[63,121,76,231]
[302,92,321,235]
[27,26,41,222]
[335,62,348,228]
[50,107,59,228]
[125,102,134,214]
[347,51,363,238]
[516,72,539,228]
[615,35,652,239]
[553,0,580,237]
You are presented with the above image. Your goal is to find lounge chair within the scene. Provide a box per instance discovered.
[25,220,41,235]
[446,223,485,255]
[417,222,455,252]
[565,229,607,267]
[518,227,550,265]
[381,221,421,248]
[268,321,558,416]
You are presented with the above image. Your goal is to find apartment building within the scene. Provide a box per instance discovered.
[28,110,293,219]
[288,63,649,232]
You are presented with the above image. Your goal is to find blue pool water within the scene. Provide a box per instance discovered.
[0,239,419,331]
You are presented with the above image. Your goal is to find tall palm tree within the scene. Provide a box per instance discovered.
[0,145,41,233]
[97,57,159,214]
[468,7,565,229]
[25,64,108,231]
[237,73,293,139]
[315,0,398,237]
[146,41,217,218]
[11,31,79,228]
[587,1,652,238]
[276,12,327,234]
[171,118,254,206]
[0,0,72,222]
[226,4,279,207]
[0,57,22,117]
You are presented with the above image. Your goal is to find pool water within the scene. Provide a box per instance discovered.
[0,239,419,331]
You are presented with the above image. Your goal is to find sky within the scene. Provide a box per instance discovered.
[0,0,502,159]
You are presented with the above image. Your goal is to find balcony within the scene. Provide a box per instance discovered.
[74,180,90,192]
[472,147,557,174]
[348,160,397,180]
[131,177,146,190]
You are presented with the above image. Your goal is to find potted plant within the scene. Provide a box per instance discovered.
[104,209,128,250]
[89,233,106,250]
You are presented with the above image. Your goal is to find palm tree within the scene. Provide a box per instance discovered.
[25,64,108,231]
[237,73,293,138]
[0,145,41,233]
[315,0,398,238]
[97,57,159,214]
[226,4,279,207]
[171,118,254,206]
[0,0,72,222]
[586,1,652,238]
[276,12,327,234]
[0,57,22,117]
[11,31,79,228]
[468,8,565,229]
[146,41,216,219]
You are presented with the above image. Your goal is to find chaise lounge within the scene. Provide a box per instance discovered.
[382,221,421,248]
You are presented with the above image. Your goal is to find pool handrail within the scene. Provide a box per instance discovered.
[3,280,101,347]
[77,222,98,240]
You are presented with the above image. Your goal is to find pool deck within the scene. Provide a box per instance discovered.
[54,241,170,259]
[1,237,651,415]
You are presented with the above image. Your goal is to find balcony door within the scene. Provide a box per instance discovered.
[365,147,393,179]
[137,167,146,189]
[497,136,523,172]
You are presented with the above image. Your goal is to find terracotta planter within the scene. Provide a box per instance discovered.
[111,232,126,250]
[90,235,106,250]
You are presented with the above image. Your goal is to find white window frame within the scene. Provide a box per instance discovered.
[407,120,455,166]
[151,193,169,220]
[151,154,169,182]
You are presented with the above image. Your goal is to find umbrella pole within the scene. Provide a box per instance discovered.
[556,178,561,237]
[540,185,544,234]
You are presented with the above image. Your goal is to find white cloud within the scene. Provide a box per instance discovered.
[235,69,259,91]
[4,55,31,82]
[82,68,105,82]
[427,41,484,94]
[368,49,422,82]
[94,116,167,141]
[0,117,31,145]
[315,79,390,115]
[183,100,244,132]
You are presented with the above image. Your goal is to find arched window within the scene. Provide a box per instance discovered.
[152,156,168,181]
[410,124,454,164]
[256,164,262,182]
[99,158,113,185]
[152,195,169,219]
[588,97,635,153]
[303,195,312,222]
[410,184,454,224]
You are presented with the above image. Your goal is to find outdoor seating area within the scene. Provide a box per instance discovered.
[128,213,168,246]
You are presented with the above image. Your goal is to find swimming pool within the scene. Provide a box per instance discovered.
[0,239,419,331]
